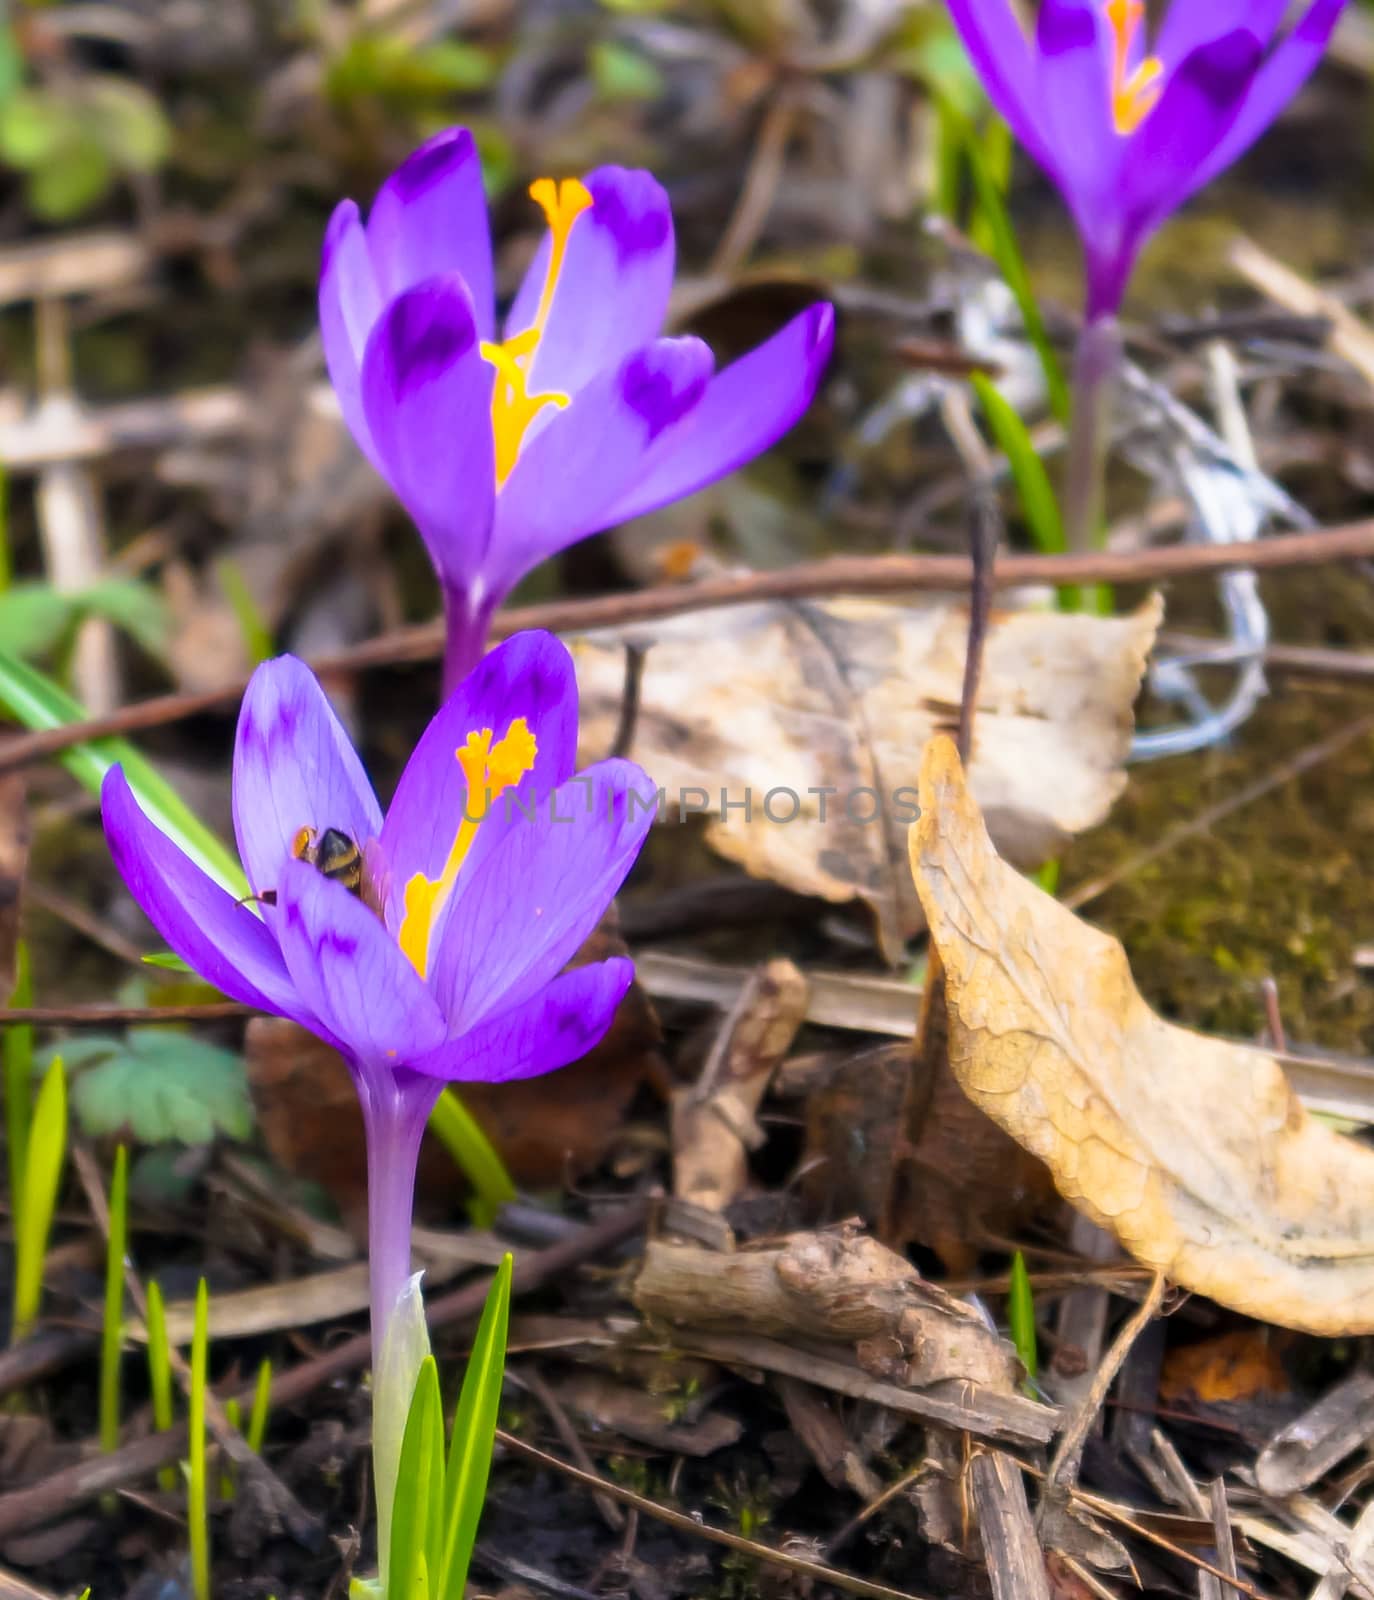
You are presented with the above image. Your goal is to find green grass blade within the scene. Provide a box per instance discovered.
[389,1354,443,1600]
[100,1144,128,1454]
[936,94,1069,424]
[214,558,273,667]
[246,1358,271,1454]
[221,1396,241,1502]
[438,1255,512,1600]
[189,1278,211,1600]
[12,1056,66,1344]
[0,650,247,897]
[145,1278,177,1491]
[5,940,32,1206]
[1008,1249,1038,1383]
[427,1089,515,1228]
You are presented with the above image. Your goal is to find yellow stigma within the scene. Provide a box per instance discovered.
[397,718,538,978]
[479,176,593,486]
[1104,0,1163,135]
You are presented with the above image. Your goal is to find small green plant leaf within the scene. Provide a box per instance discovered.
[1008,1249,1038,1383]
[28,132,110,220]
[12,1055,66,1344]
[100,1145,129,1454]
[970,374,1064,556]
[85,77,171,171]
[591,40,663,101]
[189,1279,210,1600]
[0,584,73,657]
[0,648,247,896]
[438,1254,513,1599]
[428,1088,515,1228]
[145,1277,177,1491]
[51,1029,252,1145]
[389,1355,444,1600]
[141,951,195,973]
[0,88,68,166]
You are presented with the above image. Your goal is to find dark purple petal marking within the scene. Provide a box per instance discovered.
[1182,27,1265,106]
[622,338,713,441]
[587,168,672,259]
[380,286,477,399]
[389,127,477,203]
[1038,0,1096,55]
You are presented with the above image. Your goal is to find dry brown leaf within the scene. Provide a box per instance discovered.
[909,735,1374,1336]
[572,596,1160,962]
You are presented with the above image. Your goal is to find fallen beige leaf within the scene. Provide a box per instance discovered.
[573,595,1161,963]
[909,736,1374,1336]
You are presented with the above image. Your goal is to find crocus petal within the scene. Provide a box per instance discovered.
[490,337,715,593]
[429,758,656,1030]
[274,859,448,1072]
[102,767,315,1025]
[1034,0,1119,207]
[319,200,384,472]
[507,167,675,398]
[945,0,1055,171]
[364,127,496,342]
[1157,0,1289,66]
[409,958,633,1083]
[232,655,383,903]
[377,631,580,930]
[1188,0,1346,195]
[597,303,834,528]
[359,275,496,584]
[1118,29,1265,242]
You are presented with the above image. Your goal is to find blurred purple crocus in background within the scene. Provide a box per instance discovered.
[101,630,655,1568]
[320,128,835,693]
[946,0,1345,560]
[947,0,1346,320]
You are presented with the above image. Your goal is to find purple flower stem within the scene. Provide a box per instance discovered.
[441,583,499,699]
[1061,313,1122,613]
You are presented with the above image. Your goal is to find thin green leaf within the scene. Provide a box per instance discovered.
[970,374,1064,555]
[141,952,195,973]
[100,1144,128,1454]
[222,1396,241,1501]
[1008,1250,1038,1384]
[438,1255,513,1599]
[427,1088,515,1228]
[214,558,272,667]
[0,649,247,896]
[936,94,1069,424]
[12,1055,66,1344]
[0,584,73,657]
[145,1278,177,1491]
[76,577,169,659]
[246,1357,272,1454]
[5,940,32,1205]
[389,1354,444,1600]
[189,1278,211,1600]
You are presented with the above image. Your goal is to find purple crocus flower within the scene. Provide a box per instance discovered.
[320,128,835,692]
[100,630,654,1552]
[948,0,1346,317]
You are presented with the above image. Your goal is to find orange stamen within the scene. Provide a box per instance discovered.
[397,718,537,979]
[479,177,593,486]
[1104,0,1163,135]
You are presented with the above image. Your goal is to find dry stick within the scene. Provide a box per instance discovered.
[1045,1272,1168,1496]
[3,522,1374,774]
[1,1002,253,1026]
[491,1428,932,1600]
[0,1200,648,1539]
[1063,712,1374,912]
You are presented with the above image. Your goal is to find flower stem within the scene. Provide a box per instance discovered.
[441,583,497,699]
[1061,313,1121,613]
[362,1074,441,1577]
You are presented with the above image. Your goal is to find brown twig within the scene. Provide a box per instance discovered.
[0,1200,649,1537]
[1,1002,252,1026]
[4,522,1374,773]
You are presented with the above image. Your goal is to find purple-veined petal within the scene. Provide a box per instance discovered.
[429,758,656,1031]
[273,858,448,1073]
[1187,0,1346,195]
[1117,28,1264,243]
[945,0,1055,171]
[1156,0,1289,67]
[232,655,383,905]
[319,200,384,472]
[409,958,633,1083]
[506,167,675,398]
[359,274,497,587]
[364,127,496,342]
[489,336,715,594]
[1034,0,1120,211]
[102,766,321,1028]
[596,303,834,528]
[377,630,580,931]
